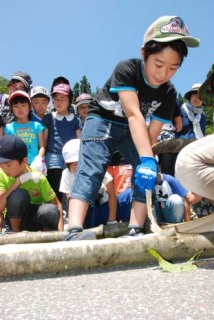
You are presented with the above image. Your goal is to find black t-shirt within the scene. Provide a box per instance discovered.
[89,58,177,124]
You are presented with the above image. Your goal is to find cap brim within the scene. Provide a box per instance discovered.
[65,156,78,163]
[184,90,199,100]
[9,92,31,104]
[0,157,12,163]
[51,90,69,96]
[11,75,29,88]
[31,93,50,99]
[152,35,200,48]
[76,99,91,108]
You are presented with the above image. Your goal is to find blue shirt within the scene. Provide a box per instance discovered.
[4,121,44,164]
[42,112,81,154]
[155,173,188,205]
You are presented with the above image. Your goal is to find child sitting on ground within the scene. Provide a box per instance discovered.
[0,136,63,233]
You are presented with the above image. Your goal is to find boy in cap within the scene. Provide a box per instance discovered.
[30,86,50,123]
[75,93,92,126]
[66,16,200,239]
[0,71,33,127]
[0,135,63,233]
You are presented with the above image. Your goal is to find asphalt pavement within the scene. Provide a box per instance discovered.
[1,261,214,320]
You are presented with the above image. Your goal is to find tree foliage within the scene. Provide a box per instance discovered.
[72,82,80,103]
[204,106,214,134]
[0,76,9,94]
[80,75,91,94]
[72,75,92,103]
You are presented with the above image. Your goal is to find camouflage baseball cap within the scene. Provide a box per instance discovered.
[143,16,200,48]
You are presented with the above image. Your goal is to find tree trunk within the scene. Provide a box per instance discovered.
[1,228,214,277]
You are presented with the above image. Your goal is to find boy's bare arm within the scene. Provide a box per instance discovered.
[184,197,191,221]
[118,91,153,157]
[0,178,20,212]
[38,131,45,158]
[148,119,164,146]
[50,197,64,231]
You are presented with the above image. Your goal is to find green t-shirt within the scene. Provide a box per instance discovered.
[0,167,56,204]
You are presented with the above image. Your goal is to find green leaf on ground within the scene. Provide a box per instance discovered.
[148,248,202,273]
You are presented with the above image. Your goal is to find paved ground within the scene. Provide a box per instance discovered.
[1,261,214,320]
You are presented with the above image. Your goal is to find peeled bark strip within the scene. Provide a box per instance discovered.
[1,230,214,277]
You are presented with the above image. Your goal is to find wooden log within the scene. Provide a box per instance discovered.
[1,229,214,277]
[0,223,129,245]
[152,138,194,154]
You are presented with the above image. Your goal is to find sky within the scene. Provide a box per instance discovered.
[1,0,213,97]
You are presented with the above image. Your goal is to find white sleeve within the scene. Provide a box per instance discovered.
[59,169,75,194]
[98,172,113,194]
[102,171,113,186]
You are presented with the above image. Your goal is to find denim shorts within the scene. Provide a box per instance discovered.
[45,152,65,169]
[70,116,146,206]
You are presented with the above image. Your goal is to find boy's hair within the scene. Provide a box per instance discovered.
[143,40,188,66]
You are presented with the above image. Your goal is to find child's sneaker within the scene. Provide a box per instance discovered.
[107,220,118,225]
[64,227,97,241]
[121,226,144,238]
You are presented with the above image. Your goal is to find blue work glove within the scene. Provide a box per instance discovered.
[135,156,158,195]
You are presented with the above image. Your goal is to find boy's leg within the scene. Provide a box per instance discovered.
[127,201,147,235]
[117,132,147,236]
[162,194,184,223]
[6,189,30,232]
[67,117,114,239]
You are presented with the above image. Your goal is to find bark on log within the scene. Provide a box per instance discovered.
[1,229,214,277]
[0,223,129,245]
[152,138,194,154]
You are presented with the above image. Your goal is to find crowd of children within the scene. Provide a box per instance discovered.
[0,15,213,239]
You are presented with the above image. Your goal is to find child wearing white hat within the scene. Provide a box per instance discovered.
[177,83,206,140]
[60,139,118,229]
